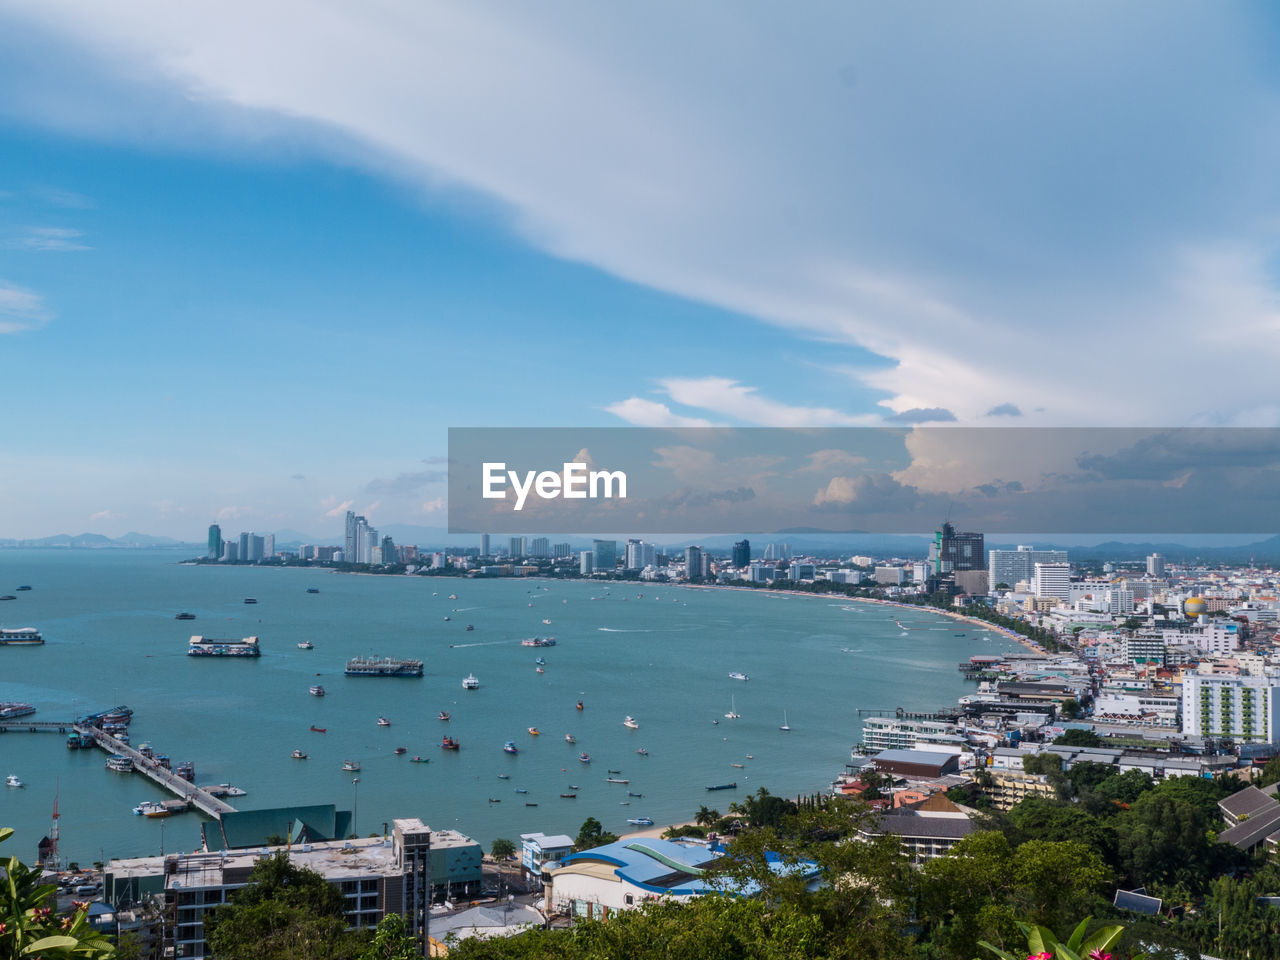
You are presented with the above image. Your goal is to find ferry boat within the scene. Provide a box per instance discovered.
[627,817,654,826]
[437,711,451,721]
[297,641,314,650]
[0,628,43,646]
[175,612,196,620]
[310,685,325,697]
[520,637,557,647]
[133,801,161,815]
[503,741,518,754]
[345,657,423,677]
[578,752,591,763]
[0,701,36,719]
[6,774,23,788]
[105,756,134,773]
[341,760,361,772]
[188,635,261,658]
[377,717,392,727]
[462,674,480,690]
[441,736,460,750]
[728,672,749,681]
[292,749,307,759]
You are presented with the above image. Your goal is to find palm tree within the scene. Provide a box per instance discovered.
[695,805,720,827]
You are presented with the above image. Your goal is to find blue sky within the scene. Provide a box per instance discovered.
[2,3,1280,538]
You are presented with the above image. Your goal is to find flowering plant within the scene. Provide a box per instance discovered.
[976,917,1125,960]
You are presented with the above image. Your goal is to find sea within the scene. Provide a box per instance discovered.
[0,549,1023,865]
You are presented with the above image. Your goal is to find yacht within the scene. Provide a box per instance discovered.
[310,685,325,697]
[780,711,792,732]
[377,717,392,727]
[728,672,749,681]
[297,641,314,650]
[292,749,308,759]
[724,696,740,720]
[437,711,451,721]
[623,716,640,729]
[462,674,480,690]
[504,741,518,754]
[133,801,165,816]
[564,733,576,744]
[341,760,361,772]
[627,817,654,826]
[6,774,23,788]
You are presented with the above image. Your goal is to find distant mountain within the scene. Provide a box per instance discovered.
[0,532,201,549]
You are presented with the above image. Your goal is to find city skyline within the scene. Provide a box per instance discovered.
[4,4,1280,538]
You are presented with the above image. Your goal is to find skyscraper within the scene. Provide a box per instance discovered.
[345,511,358,562]
[530,537,549,558]
[592,539,616,573]
[933,522,984,576]
[1146,553,1165,577]
[263,533,275,559]
[207,524,223,560]
[988,546,1068,588]
[685,546,703,581]
[509,536,526,558]
[381,535,397,564]
[732,539,751,568]
[579,551,594,575]
[1032,562,1071,600]
[481,534,490,557]
[238,531,250,561]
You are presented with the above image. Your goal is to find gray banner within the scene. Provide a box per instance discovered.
[447,427,1280,534]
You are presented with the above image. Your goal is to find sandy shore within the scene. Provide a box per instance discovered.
[617,820,699,842]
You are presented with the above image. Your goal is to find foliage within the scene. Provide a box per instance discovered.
[490,838,517,860]
[975,916,1124,960]
[1055,729,1102,749]
[726,787,798,829]
[0,826,116,959]
[1257,754,1280,787]
[573,818,618,852]
[357,914,419,960]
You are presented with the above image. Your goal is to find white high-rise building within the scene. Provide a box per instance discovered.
[579,551,594,576]
[989,546,1068,588]
[1146,553,1166,577]
[530,537,550,558]
[1182,671,1280,741]
[1032,562,1071,600]
[481,534,490,557]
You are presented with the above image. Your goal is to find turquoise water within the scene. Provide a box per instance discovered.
[0,550,1021,864]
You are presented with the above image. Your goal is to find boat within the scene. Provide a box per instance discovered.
[0,596,13,601]
[520,637,557,647]
[578,753,591,763]
[706,782,737,791]
[536,667,545,674]
[542,619,552,625]
[341,760,361,771]
[504,741,518,754]
[394,746,407,755]
[244,598,257,604]
[346,657,423,678]
[731,763,744,768]
[465,625,474,631]
[437,711,451,721]
[444,616,451,622]
[306,587,320,594]
[564,734,576,744]
[441,736,460,750]
[6,774,23,788]
[528,727,540,736]
[606,777,630,784]
[628,791,643,798]
[377,717,392,727]
[560,793,577,799]
[0,628,43,646]
[297,641,314,649]
[608,768,621,774]
[174,761,195,781]
[462,674,480,690]
[497,773,510,779]
[448,594,457,600]
[105,756,133,772]
[489,797,501,803]
[524,802,538,807]
[637,748,649,756]
[576,700,584,710]
[534,657,546,665]
[623,716,639,729]
[569,784,580,789]
[411,756,430,763]
[15,586,31,591]
[780,711,791,732]
[292,749,307,759]
[188,635,261,658]
[725,696,740,720]
[0,702,36,719]
[310,725,326,733]
[515,787,528,794]
[310,685,325,697]
[627,817,654,826]
[133,800,164,815]
[745,754,754,760]
[728,672,749,681]
[175,612,196,620]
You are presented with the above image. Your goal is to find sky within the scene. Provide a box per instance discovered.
[2,2,1280,539]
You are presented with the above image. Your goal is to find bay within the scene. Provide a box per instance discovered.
[0,549,1022,864]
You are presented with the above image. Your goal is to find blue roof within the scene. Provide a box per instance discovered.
[873,748,957,765]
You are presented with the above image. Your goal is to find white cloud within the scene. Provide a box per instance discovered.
[603,397,715,428]
[419,497,445,514]
[657,377,876,428]
[11,226,91,251]
[0,281,50,333]
[321,497,353,517]
[89,508,125,521]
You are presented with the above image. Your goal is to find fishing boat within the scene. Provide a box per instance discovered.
[441,736,460,750]
[731,763,744,768]
[16,585,31,591]
[628,791,643,798]
[725,696,740,720]
[462,674,480,690]
[637,748,649,756]
[133,800,164,815]
[534,657,546,665]
[377,717,392,727]
[438,711,451,721]
[465,625,474,631]
[244,598,257,604]
[623,716,639,729]
[504,741,518,754]
[536,667,545,674]
[291,749,307,760]
[309,685,325,697]
[564,734,576,744]
[175,612,196,620]
[310,725,326,733]
[306,587,320,594]
[606,777,630,784]
[515,787,528,794]
[394,747,407,755]
[560,793,577,799]
[728,672,749,681]
[341,760,361,772]
[627,817,654,826]
[706,782,737,791]
[297,641,314,649]
[528,727,540,736]
[497,773,510,779]
[576,700,584,710]
[608,768,621,774]
[524,801,538,807]
[780,711,791,732]
[410,756,430,763]
[578,753,591,763]
[489,797,501,803]
[6,774,24,788]
[542,618,551,625]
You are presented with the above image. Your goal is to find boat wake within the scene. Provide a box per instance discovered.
[597,627,653,633]
[447,639,515,648]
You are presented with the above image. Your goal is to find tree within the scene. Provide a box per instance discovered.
[1059,698,1082,720]
[203,851,366,960]
[1258,754,1280,787]
[490,838,517,860]
[573,817,618,852]
[357,914,419,960]
[0,826,116,959]
[694,805,720,827]
[1054,728,1101,748]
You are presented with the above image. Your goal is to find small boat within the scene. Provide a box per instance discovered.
[504,741,518,754]
[576,700,584,710]
[244,598,257,604]
[712,719,719,725]
[780,711,791,732]
[706,782,737,791]
[637,748,649,756]
[377,717,392,727]
[620,801,630,806]
[564,734,576,744]
[441,737,460,750]
[306,587,320,594]
[524,801,538,807]
[465,625,474,631]
[542,618,552,625]
[535,657,546,665]
[462,674,480,690]
[608,768,621,774]
[448,594,458,600]
[623,716,639,729]
[297,641,314,649]
[410,756,430,763]
[728,672,749,681]
[628,791,643,798]
[15,586,31,591]
[606,777,629,784]
[341,760,361,772]
[560,793,577,799]
[489,797,501,803]
[528,727,540,736]
[725,696,740,720]
[536,667,545,674]
[578,753,591,763]
[310,725,326,733]
[627,817,654,826]
[438,711,451,721]
[394,747,407,755]
[745,754,754,759]
[291,749,307,760]
[0,596,14,601]
[515,787,528,794]
[133,800,163,815]
[731,763,745,768]
[5,774,24,788]
[497,773,510,779]
[444,616,451,621]
[310,685,325,697]
[175,612,196,620]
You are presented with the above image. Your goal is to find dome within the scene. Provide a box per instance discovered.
[1184,597,1207,618]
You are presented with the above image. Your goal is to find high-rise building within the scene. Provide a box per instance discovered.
[381,536,397,564]
[592,540,616,573]
[530,537,550,558]
[207,524,222,560]
[624,539,643,571]
[1182,671,1280,741]
[685,546,703,581]
[988,546,1068,589]
[1146,553,1166,577]
[553,542,572,559]
[1032,562,1071,600]
[238,531,250,561]
[246,535,265,562]
[509,536,526,558]
[262,533,275,559]
[933,522,984,576]
[732,539,751,568]
[345,511,358,563]
[221,541,238,562]
[480,534,490,557]
[355,519,378,564]
[579,551,594,576]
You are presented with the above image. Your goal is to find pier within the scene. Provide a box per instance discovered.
[855,707,961,723]
[0,719,236,818]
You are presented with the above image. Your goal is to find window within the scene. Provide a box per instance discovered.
[624,894,634,905]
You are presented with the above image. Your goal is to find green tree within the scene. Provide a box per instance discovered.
[693,805,720,827]
[490,838,517,860]
[203,851,366,960]
[573,817,618,852]
[1064,761,1116,797]
[1258,754,1280,787]
[1053,728,1101,748]
[357,913,419,960]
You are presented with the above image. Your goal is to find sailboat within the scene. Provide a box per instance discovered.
[724,696,740,720]
[779,711,791,732]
